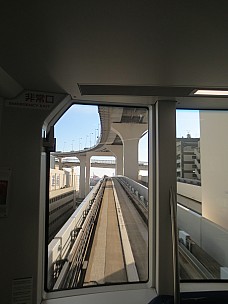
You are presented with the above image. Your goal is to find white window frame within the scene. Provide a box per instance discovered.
[40,100,157,303]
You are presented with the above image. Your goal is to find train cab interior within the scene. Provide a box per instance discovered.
[1,1,228,303]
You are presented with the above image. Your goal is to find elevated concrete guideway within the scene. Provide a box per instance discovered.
[52,106,148,198]
[49,177,148,289]
[55,159,148,170]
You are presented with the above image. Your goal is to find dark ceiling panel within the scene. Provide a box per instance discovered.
[78,85,194,97]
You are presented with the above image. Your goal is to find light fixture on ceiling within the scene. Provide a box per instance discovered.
[194,89,228,96]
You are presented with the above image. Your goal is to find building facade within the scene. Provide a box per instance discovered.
[176,136,201,181]
[48,157,80,242]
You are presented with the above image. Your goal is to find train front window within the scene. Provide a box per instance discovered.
[46,104,149,291]
[177,109,228,281]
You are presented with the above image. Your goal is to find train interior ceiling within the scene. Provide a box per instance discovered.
[2,1,228,304]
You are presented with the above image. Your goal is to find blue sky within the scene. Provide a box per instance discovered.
[176,110,200,138]
[55,104,150,161]
[55,105,100,152]
[55,106,200,151]
[54,105,199,176]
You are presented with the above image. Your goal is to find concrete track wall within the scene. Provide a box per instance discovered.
[177,205,228,268]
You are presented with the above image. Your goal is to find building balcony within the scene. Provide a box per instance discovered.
[195,170,201,179]
[194,158,201,168]
[194,147,200,159]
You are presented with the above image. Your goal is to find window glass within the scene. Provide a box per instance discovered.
[46,104,149,290]
[177,109,228,280]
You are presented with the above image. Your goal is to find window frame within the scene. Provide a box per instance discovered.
[41,101,156,301]
[40,101,228,303]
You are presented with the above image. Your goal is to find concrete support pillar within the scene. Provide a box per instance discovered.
[58,157,63,170]
[200,111,228,230]
[71,167,74,188]
[155,100,176,295]
[78,155,86,198]
[85,155,91,195]
[112,123,147,181]
[105,144,123,175]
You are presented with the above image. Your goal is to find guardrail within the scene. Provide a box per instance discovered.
[47,178,105,289]
[114,176,148,224]
[115,176,148,204]
[177,177,201,186]
[55,158,148,166]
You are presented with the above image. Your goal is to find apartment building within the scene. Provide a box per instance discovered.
[176,135,201,181]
